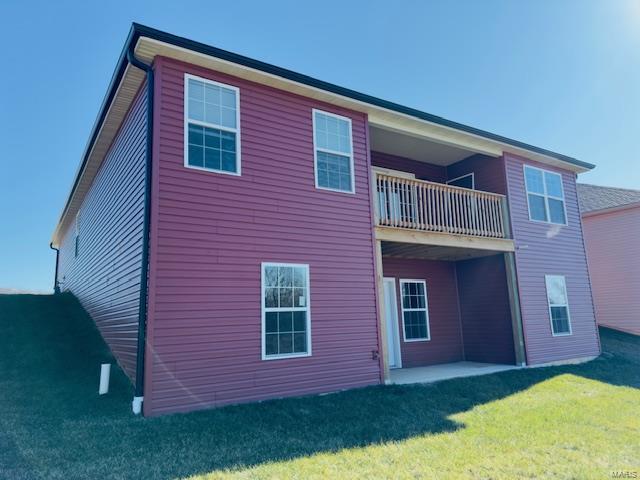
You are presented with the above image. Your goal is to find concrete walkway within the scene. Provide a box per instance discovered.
[389,361,520,385]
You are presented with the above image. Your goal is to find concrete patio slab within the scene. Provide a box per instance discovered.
[389,361,520,385]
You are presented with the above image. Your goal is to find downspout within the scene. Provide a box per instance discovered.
[49,243,61,294]
[126,46,154,415]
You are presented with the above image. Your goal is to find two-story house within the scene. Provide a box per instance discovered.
[51,24,601,416]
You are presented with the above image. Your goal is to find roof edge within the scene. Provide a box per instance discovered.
[132,23,594,170]
[578,182,640,193]
[52,25,143,244]
[582,200,640,217]
[53,22,595,242]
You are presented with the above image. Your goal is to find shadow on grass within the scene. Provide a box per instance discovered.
[0,293,638,480]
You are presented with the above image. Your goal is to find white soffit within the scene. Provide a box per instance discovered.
[135,36,588,173]
[51,65,145,245]
[370,125,477,166]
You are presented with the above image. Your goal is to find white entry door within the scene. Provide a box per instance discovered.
[383,278,402,369]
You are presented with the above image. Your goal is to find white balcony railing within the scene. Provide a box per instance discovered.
[375,172,508,239]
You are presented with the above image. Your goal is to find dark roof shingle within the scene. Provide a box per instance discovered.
[577,183,640,214]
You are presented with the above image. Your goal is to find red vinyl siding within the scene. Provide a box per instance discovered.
[56,83,148,380]
[382,258,464,367]
[144,57,380,415]
[582,206,640,335]
[447,154,507,194]
[504,153,600,364]
[371,150,447,182]
[456,255,515,364]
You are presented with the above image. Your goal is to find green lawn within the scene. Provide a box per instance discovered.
[1,293,638,479]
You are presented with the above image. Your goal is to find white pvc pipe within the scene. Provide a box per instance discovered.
[99,363,111,395]
[132,396,144,415]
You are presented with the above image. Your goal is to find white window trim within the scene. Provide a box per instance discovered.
[183,73,242,176]
[545,274,573,337]
[523,165,568,226]
[312,108,355,194]
[261,262,312,360]
[399,279,431,342]
[446,172,475,190]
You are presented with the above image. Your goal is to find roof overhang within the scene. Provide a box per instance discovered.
[51,27,146,246]
[51,23,595,246]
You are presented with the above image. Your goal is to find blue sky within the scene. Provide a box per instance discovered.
[1,0,639,292]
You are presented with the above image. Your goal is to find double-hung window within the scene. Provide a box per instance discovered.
[262,263,311,359]
[524,165,566,224]
[545,275,572,336]
[313,109,354,193]
[400,279,430,341]
[184,74,240,175]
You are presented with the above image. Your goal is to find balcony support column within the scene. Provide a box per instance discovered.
[504,251,527,366]
[500,197,527,366]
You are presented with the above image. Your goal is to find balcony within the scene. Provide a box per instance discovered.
[374,172,515,257]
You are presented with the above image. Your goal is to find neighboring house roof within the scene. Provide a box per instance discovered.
[52,23,595,245]
[577,183,640,214]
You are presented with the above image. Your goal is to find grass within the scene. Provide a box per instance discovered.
[0,293,638,479]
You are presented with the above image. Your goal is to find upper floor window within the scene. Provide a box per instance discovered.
[524,165,566,225]
[545,275,572,336]
[262,263,311,359]
[312,109,354,193]
[400,279,430,341]
[184,74,240,175]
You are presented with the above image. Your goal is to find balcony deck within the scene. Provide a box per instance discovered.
[374,172,515,255]
[372,172,525,382]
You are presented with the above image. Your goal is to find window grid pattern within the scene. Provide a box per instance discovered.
[313,110,354,193]
[400,280,430,341]
[545,275,572,335]
[524,166,566,225]
[263,264,310,358]
[317,151,352,191]
[187,125,236,172]
[185,76,239,174]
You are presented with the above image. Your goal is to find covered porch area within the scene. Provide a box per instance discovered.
[375,234,527,384]
[368,120,527,383]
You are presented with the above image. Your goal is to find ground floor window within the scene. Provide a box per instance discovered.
[400,279,430,341]
[262,263,311,359]
[545,275,572,336]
